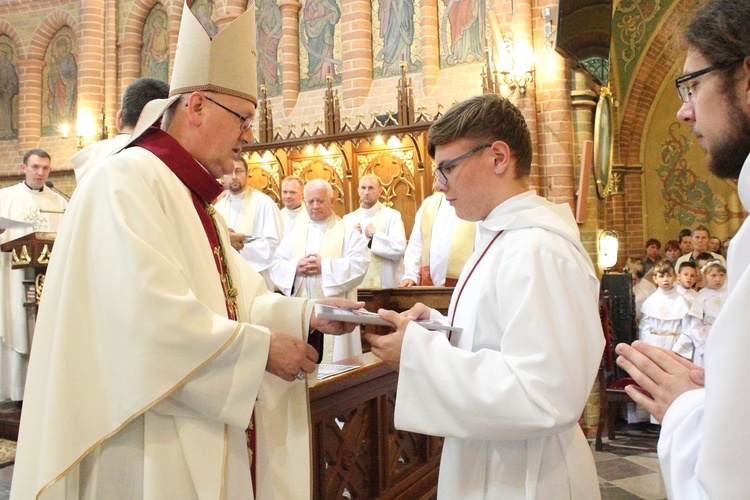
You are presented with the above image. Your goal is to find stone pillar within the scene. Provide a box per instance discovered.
[419,0,439,94]
[17,57,44,151]
[340,0,372,109]
[279,0,301,115]
[104,0,118,136]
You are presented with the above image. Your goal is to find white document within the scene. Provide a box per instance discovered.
[0,216,33,230]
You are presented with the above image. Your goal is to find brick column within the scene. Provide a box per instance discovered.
[17,57,44,151]
[104,0,118,136]
[419,0,439,93]
[340,0,371,109]
[279,0,301,115]
[77,0,106,141]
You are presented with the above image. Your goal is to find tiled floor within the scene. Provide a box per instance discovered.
[0,424,664,500]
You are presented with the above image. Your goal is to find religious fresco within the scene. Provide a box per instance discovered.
[371,0,421,79]
[437,0,488,68]
[256,0,282,97]
[657,122,744,227]
[299,0,342,91]
[42,28,78,136]
[0,36,19,140]
[191,0,219,38]
[612,0,665,101]
[141,5,170,83]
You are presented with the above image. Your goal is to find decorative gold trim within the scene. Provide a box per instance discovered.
[35,274,45,304]
[36,323,244,499]
[38,244,51,265]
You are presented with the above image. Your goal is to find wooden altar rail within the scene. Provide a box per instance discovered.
[310,353,442,500]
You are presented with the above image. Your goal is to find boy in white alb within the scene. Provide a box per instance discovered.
[673,260,727,367]
[674,261,699,306]
[639,262,691,351]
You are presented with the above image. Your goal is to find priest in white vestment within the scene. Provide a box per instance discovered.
[214,156,282,291]
[367,94,604,498]
[271,178,369,362]
[71,78,170,182]
[10,6,360,499]
[0,149,67,403]
[399,191,475,287]
[279,175,308,233]
[343,174,406,288]
[614,3,750,497]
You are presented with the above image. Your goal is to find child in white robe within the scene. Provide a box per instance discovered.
[673,260,727,367]
[640,262,691,350]
[674,261,699,307]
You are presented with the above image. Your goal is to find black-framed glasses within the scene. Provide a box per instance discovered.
[433,143,491,185]
[202,94,254,134]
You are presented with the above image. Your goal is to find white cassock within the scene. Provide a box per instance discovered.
[672,287,726,367]
[270,214,369,362]
[0,182,67,401]
[633,278,656,322]
[10,143,314,499]
[280,203,308,235]
[394,191,603,498]
[675,283,699,307]
[402,192,475,286]
[70,133,131,181]
[214,188,283,291]
[658,155,750,499]
[343,202,406,288]
[639,288,691,350]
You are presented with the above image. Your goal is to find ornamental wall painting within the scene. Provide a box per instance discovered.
[191,0,220,38]
[256,0,282,97]
[437,0,489,68]
[42,28,78,136]
[371,0,421,79]
[0,36,19,140]
[299,0,342,92]
[141,5,170,83]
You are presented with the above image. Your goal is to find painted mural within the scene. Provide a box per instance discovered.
[192,0,219,38]
[0,35,18,140]
[299,0,342,91]
[371,0,421,79]
[437,0,488,68]
[42,28,78,136]
[256,0,282,97]
[141,5,170,83]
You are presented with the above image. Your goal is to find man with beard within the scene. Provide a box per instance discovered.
[615,0,750,497]
[214,155,282,291]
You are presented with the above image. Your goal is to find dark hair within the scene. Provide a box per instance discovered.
[121,78,170,128]
[645,238,661,249]
[233,155,248,172]
[678,261,698,272]
[685,0,750,82]
[695,251,715,263]
[678,228,693,240]
[665,239,681,252]
[427,93,533,178]
[22,149,50,164]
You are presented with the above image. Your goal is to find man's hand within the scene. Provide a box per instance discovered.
[615,341,705,422]
[266,330,318,381]
[228,228,245,251]
[363,223,376,238]
[311,297,366,335]
[397,278,416,288]
[401,302,431,321]
[296,254,321,277]
[364,309,409,371]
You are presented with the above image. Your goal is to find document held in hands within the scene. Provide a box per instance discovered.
[314,303,463,334]
[0,217,33,230]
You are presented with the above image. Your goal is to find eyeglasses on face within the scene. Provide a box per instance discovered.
[202,94,254,134]
[675,59,745,103]
[433,143,491,185]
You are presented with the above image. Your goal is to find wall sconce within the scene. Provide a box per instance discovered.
[482,39,535,98]
[59,123,70,138]
[599,229,619,271]
[76,112,97,150]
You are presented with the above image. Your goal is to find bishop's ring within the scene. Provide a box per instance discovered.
[295,370,306,380]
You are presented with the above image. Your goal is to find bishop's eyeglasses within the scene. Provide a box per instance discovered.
[202,94,254,134]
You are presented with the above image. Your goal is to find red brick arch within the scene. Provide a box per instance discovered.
[0,20,24,57]
[123,0,170,43]
[26,10,78,61]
